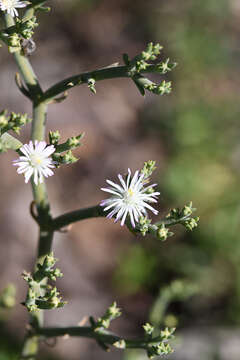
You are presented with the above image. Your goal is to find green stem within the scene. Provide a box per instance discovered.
[51,204,186,236]
[36,326,162,350]
[4,13,53,360]
[51,205,104,231]
[42,64,163,103]
[4,15,42,98]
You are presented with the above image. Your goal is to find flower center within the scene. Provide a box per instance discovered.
[124,188,137,205]
[30,154,43,166]
[128,189,134,196]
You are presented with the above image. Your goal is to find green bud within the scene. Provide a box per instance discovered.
[53,150,78,166]
[143,323,154,335]
[35,298,66,310]
[8,33,21,47]
[0,110,31,136]
[49,130,60,145]
[50,268,63,281]
[157,58,177,74]
[183,217,199,231]
[43,252,56,268]
[99,319,110,329]
[0,117,8,130]
[113,340,126,349]
[95,302,121,330]
[139,216,152,236]
[62,150,78,164]
[157,224,170,241]
[88,78,96,94]
[141,160,156,179]
[160,327,175,340]
[107,302,121,318]
[182,202,193,216]
[157,80,172,95]
[34,287,67,310]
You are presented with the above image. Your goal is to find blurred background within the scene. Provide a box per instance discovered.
[1,0,240,359]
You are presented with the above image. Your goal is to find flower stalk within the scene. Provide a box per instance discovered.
[4,11,53,360]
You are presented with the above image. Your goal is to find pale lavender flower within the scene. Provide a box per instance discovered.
[100,168,160,227]
[0,0,28,17]
[13,140,56,185]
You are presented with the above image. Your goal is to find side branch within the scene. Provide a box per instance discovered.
[50,203,198,242]
[51,205,104,231]
[42,64,167,103]
[36,326,165,350]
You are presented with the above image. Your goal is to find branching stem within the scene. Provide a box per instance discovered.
[4,13,53,360]
[36,325,163,350]
[42,64,163,103]
[51,205,104,231]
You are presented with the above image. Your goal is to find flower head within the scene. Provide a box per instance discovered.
[100,168,160,227]
[13,140,56,185]
[0,0,27,17]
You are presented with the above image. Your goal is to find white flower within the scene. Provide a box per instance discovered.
[0,0,27,17]
[13,140,56,185]
[100,168,160,227]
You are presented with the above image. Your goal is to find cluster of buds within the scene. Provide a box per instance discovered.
[166,202,200,231]
[33,252,63,282]
[92,302,122,331]
[143,323,175,359]
[16,16,39,40]
[22,253,66,312]
[0,31,21,52]
[143,79,172,96]
[0,110,31,136]
[140,160,159,196]
[157,224,174,241]
[139,221,173,241]
[141,160,157,180]
[0,16,38,53]
[126,43,163,73]
[122,43,176,96]
[34,286,66,310]
[137,201,199,240]
[53,150,78,165]
[49,130,84,166]
[139,216,152,236]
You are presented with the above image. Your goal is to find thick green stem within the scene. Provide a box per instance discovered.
[42,64,165,103]
[4,13,53,360]
[36,326,162,350]
[4,14,42,97]
[51,205,104,231]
